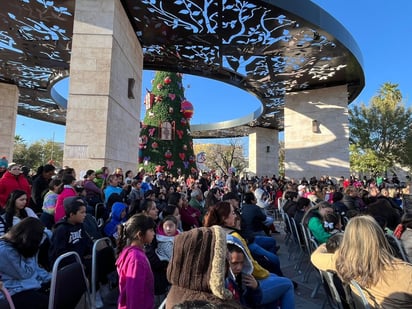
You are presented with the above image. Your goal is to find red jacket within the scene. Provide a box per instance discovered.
[0,171,31,208]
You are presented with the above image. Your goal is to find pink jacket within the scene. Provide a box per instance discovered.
[116,246,154,309]
[54,186,77,222]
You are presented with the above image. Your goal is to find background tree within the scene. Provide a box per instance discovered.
[194,139,247,175]
[349,82,412,176]
[139,72,197,176]
[278,141,285,177]
[13,137,63,170]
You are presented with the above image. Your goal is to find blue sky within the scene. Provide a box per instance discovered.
[16,0,412,145]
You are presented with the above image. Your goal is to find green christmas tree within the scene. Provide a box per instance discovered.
[139,71,197,176]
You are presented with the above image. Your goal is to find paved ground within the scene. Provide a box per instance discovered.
[272,221,327,309]
[103,220,329,309]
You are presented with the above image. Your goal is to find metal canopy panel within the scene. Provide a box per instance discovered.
[0,0,364,138]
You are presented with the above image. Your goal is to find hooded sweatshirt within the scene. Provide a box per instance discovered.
[49,218,93,266]
[116,246,154,309]
[0,240,51,298]
[226,235,262,306]
[103,202,127,239]
[166,226,242,309]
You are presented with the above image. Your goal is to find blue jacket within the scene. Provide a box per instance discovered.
[0,240,51,298]
[103,202,128,238]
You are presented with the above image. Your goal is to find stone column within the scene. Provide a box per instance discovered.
[284,85,349,182]
[0,83,19,161]
[248,127,279,177]
[64,0,142,177]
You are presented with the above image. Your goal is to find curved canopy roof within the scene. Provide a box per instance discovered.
[0,0,364,138]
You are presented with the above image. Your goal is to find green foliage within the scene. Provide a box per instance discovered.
[13,138,63,170]
[139,72,197,176]
[349,82,412,174]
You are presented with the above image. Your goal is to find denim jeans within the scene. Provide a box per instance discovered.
[258,273,295,308]
[249,239,282,276]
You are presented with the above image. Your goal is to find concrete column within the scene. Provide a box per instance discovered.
[64,0,142,176]
[284,85,349,182]
[248,127,279,177]
[0,83,19,161]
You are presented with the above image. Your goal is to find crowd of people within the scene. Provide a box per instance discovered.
[0,156,411,308]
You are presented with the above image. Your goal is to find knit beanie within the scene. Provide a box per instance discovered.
[0,156,8,168]
[167,226,233,302]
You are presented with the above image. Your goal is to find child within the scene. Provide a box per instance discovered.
[40,178,62,229]
[155,215,179,261]
[226,236,262,307]
[49,196,93,276]
[323,213,342,236]
[103,200,128,241]
[116,214,156,309]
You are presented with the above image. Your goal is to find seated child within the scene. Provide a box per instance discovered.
[323,213,342,236]
[155,215,180,261]
[49,196,93,277]
[103,200,128,241]
[226,235,262,307]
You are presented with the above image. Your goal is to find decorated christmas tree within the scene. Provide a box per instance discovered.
[139,71,197,176]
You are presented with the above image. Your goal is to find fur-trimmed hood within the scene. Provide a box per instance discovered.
[166,226,242,308]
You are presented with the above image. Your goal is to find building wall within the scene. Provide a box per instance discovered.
[284,85,349,181]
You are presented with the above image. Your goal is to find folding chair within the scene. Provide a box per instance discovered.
[320,270,346,309]
[346,279,371,309]
[0,281,15,309]
[91,237,118,309]
[385,233,410,262]
[94,203,107,228]
[48,251,91,309]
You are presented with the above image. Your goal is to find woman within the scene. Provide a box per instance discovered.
[0,190,38,236]
[204,201,294,309]
[0,163,31,209]
[311,215,412,307]
[0,217,50,308]
[83,169,103,207]
[302,201,334,244]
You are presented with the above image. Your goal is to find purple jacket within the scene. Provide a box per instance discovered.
[116,246,154,309]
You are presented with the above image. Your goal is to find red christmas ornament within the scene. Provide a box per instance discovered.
[164,76,172,84]
[189,155,195,163]
[164,149,172,159]
[180,118,187,126]
[179,153,186,161]
[180,100,194,119]
[151,142,158,149]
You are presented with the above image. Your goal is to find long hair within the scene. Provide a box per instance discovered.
[168,192,182,207]
[1,217,45,258]
[302,201,332,227]
[4,190,28,233]
[116,214,155,256]
[335,215,394,287]
[203,201,231,227]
